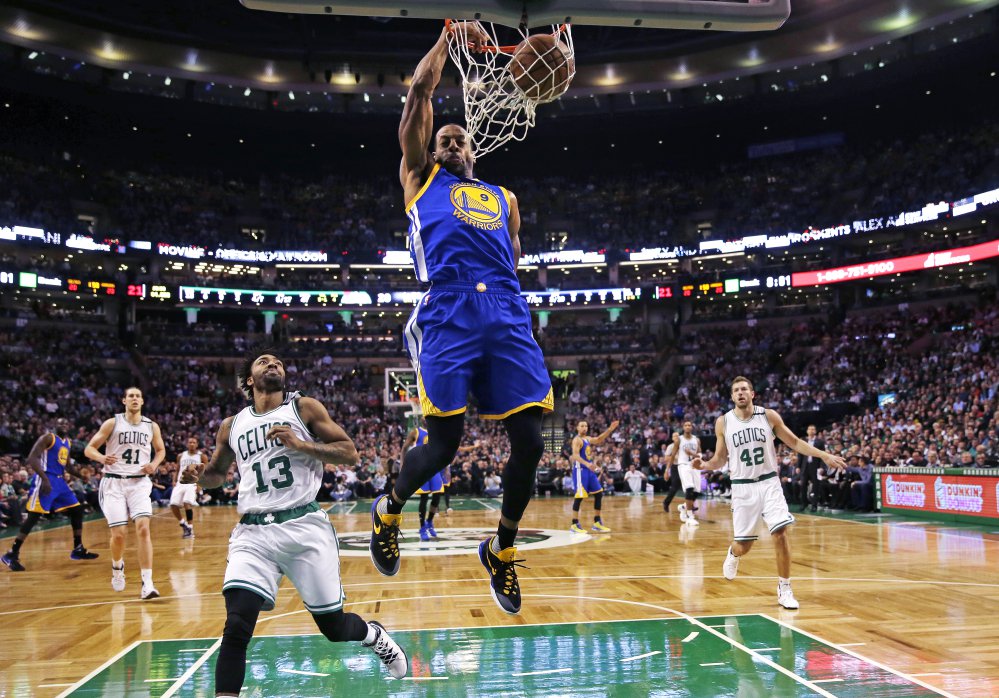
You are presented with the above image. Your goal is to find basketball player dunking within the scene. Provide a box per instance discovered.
[171,436,206,539]
[85,387,166,599]
[692,376,845,609]
[183,349,407,695]
[370,21,553,616]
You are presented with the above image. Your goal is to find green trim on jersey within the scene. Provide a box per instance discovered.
[291,397,318,439]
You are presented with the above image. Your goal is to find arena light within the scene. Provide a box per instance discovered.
[27,51,38,60]
[8,17,47,41]
[96,39,128,62]
[739,47,765,68]
[164,76,172,86]
[874,7,920,32]
[244,87,252,96]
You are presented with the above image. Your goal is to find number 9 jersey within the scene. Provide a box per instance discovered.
[228,395,322,514]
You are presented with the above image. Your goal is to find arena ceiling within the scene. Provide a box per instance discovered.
[1,0,997,95]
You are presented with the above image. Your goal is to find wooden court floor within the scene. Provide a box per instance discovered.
[1,494,997,697]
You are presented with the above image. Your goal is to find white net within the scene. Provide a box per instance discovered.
[446,20,575,158]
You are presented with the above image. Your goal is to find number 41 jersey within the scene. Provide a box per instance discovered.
[228,396,322,515]
[723,406,779,480]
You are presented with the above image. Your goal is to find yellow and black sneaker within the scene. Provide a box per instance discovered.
[369,494,403,576]
[478,536,527,615]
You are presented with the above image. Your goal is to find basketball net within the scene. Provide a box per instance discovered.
[445,20,575,158]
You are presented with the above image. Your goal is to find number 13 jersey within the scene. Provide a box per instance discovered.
[228,396,322,514]
[724,406,778,480]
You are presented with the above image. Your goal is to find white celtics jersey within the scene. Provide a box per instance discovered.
[178,451,202,480]
[228,396,322,514]
[724,406,778,480]
[105,413,155,476]
[677,434,699,465]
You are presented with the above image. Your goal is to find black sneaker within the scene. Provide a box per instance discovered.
[478,536,527,615]
[2,551,25,572]
[363,621,408,679]
[369,494,403,576]
[70,545,99,560]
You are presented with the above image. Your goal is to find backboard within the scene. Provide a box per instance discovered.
[240,1,791,32]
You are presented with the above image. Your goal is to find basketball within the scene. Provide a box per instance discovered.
[508,33,575,102]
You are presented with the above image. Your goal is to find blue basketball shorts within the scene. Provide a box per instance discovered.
[404,284,553,419]
[27,474,80,514]
[572,464,602,498]
[416,469,447,495]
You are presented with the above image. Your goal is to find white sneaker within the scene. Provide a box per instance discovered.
[141,583,160,600]
[777,583,799,609]
[677,504,688,522]
[723,548,740,580]
[363,621,408,679]
[111,565,125,592]
[685,517,699,527]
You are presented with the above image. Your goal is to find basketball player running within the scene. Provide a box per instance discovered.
[661,431,683,513]
[171,436,206,538]
[2,418,99,572]
[692,376,846,609]
[183,349,407,695]
[675,421,703,527]
[370,21,553,616]
[569,420,618,533]
[85,387,165,599]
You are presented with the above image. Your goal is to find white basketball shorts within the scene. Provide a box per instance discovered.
[731,477,795,541]
[223,510,345,614]
[169,483,198,507]
[678,463,703,493]
[99,476,153,527]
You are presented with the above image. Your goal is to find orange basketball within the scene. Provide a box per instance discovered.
[508,34,574,102]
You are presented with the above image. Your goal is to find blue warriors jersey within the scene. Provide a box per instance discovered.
[578,438,593,466]
[44,435,72,477]
[405,163,520,291]
[27,434,79,514]
[416,427,429,446]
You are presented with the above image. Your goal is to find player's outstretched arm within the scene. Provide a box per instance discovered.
[84,418,117,466]
[26,433,55,495]
[692,417,728,471]
[399,22,489,199]
[403,428,418,453]
[191,416,235,489]
[591,420,620,445]
[268,397,359,466]
[766,409,846,470]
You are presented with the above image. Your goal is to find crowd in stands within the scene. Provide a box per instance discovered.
[671,298,999,470]
[2,292,997,530]
[2,119,996,256]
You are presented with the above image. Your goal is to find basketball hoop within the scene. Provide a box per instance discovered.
[445,19,575,158]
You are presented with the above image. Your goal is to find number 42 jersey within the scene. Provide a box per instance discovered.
[723,406,779,480]
[228,395,322,514]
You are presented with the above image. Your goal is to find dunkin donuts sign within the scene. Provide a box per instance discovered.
[881,473,998,519]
